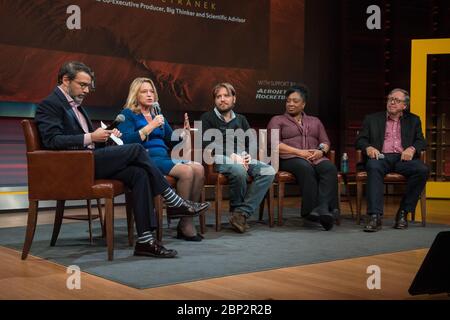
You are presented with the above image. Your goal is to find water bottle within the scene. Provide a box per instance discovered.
[341,152,349,174]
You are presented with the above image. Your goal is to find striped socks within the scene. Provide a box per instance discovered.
[161,187,184,208]
[137,231,154,244]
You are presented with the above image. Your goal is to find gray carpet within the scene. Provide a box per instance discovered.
[0,208,448,289]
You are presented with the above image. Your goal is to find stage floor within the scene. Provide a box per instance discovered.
[0,196,449,300]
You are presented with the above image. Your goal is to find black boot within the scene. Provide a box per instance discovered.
[393,209,408,229]
[166,200,210,219]
[310,206,334,231]
[364,214,382,232]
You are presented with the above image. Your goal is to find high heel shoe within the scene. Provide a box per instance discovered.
[176,227,204,242]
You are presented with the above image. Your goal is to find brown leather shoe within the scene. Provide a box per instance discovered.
[229,212,247,233]
[134,240,177,258]
[230,211,250,229]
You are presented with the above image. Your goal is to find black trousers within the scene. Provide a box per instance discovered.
[365,153,429,216]
[280,158,338,217]
[93,143,170,236]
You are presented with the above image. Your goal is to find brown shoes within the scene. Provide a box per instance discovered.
[229,212,248,233]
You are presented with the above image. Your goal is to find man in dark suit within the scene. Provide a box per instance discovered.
[35,61,209,257]
[356,88,428,232]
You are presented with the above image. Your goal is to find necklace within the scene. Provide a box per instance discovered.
[142,111,152,125]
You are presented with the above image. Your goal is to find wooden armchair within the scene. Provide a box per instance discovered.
[355,150,427,226]
[21,119,137,261]
[268,151,341,226]
[203,160,274,231]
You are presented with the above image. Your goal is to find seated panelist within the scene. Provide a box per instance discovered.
[118,78,206,241]
[355,88,428,232]
[267,85,338,231]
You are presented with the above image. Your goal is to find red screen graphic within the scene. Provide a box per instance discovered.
[0,0,304,114]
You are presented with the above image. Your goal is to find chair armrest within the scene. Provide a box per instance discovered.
[355,149,367,173]
[328,150,335,164]
[202,161,213,176]
[203,160,232,185]
[356,150,363,163]
[27,150,95,200]
[204,162,219,184]
[420,150,426,163]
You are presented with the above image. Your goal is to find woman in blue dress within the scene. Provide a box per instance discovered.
[119,78,205,241]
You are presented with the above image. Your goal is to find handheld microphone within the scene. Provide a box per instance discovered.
[152,102,163,129]
[106,114,125,130]
[318,143,327,154]
[241,151,250,164]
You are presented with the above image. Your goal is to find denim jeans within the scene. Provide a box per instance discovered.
[214,155,275,217]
